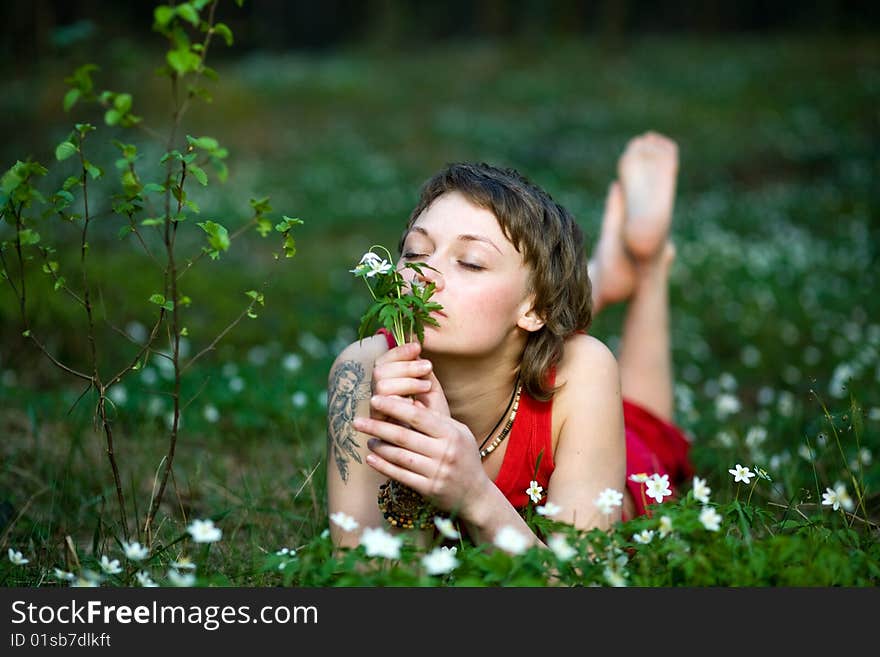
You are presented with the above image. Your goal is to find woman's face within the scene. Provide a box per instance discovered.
[399,191,538,356]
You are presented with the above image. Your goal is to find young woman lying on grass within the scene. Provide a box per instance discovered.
[326,131,692,550]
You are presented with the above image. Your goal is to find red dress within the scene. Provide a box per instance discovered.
[375,329,694,520]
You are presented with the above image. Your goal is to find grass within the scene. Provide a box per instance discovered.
[0,25,878,586]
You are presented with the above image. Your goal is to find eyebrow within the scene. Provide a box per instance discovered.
[409,225,503,254]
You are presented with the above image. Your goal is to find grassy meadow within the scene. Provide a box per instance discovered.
[1,20,878,586]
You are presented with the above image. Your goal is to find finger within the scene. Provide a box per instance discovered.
[374,358,432,381]
[369,395,451,439]
[374,341,422,366]
[372,374,433,398]
[365,452,430,496]
[366,437,435,475]
[352,413,435,456]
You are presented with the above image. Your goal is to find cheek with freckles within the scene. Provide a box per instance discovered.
[427,278,528,350]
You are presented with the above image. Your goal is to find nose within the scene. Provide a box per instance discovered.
[414,260,443,291]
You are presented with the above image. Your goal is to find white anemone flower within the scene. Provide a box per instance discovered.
[359,527,402,559]
[187,518,222,543]
[728,464,755,484]
[122,541,149,561]
[329,511,360,533]
[692,476,711,504]
[493,526,529,555]
[699,506,722,532]
[421,547,459,575]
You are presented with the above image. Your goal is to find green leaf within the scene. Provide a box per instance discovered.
[55,141,78,161]
[188,164,208,186]
[113,93,132,113]
[18,229,40,246]
[62,176,81,191]
[213,22,234,46]
[83,161,102,180]
[143,183,165,193]
[167,48,201,76]
[154,5,176,28]
[187,135,219,151]
[141,217,165,226]
[176,3,200,26]
[63,88,81,112]
[197,220,230,259]
[255,217,272,237]
[104,108,122,126]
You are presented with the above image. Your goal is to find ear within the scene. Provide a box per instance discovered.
[516,298,545,333]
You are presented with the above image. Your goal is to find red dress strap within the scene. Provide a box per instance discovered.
[493,374,555,509]
[377,327,397,349]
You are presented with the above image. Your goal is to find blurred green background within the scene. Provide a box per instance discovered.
[1,1,878,577]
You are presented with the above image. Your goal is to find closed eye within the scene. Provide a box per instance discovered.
[401,252,427,260]
[458,261,484,271]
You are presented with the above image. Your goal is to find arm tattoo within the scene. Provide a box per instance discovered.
[327,359,370,483]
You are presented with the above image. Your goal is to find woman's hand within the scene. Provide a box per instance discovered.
[370,341,449,417]
[352,395,491,520]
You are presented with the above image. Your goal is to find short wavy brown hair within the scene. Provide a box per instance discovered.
[400,162,592,401]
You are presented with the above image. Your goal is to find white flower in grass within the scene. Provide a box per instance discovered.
[136,571,158,587]
[329,511,359,532]
[99,555,123,575]
[797,444,816,461]
[526,480,544,504]
[291,391,308,408]
[350,251,393,278]
[71,577,100,588]
[753,465,772,482]
[595,488,624,515]
[728,464,755,484]
[645,474,672,504]
[493,526,529,555]
[203,404,220,423]
[433,516,461,540]
[53,568,76,581]
[421,547,459,575]
[536,501,562,517]
[8,548,28,566]
[275,547,295,557]
[122,541,149,561]
[603,567,627,587]
[628,472,649,484]
[547,534,577,562]
[168,569,196,587]
[228,376,245,393]
[822,483,854,512]
[692,476,711,504]
[283,353,303,373]
[171,556,196,571]
[187,518,222,543]
[633,529,655,545]
[699,506,722,532]
[658,515,673,538]
[360,527,402,559]
[715,393,741,419]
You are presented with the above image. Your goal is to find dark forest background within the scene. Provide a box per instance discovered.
[4,0,880,65]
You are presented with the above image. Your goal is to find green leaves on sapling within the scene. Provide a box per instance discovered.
[196,220,230,260]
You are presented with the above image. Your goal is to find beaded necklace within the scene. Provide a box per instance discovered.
[478,376,522,459]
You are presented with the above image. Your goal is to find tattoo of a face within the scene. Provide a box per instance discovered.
[327,360,370,482]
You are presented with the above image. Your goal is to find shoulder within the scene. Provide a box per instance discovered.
[555,333,619,388]
[328,335,389,382]
[330,335,389,369]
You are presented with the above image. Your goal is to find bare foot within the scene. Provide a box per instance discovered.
[588,181,636,313]
[617,131,679,260]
